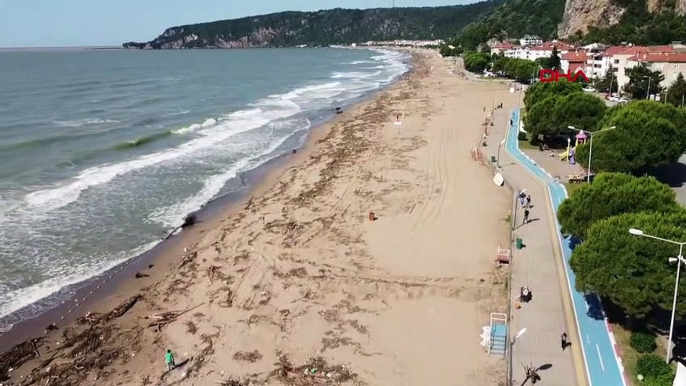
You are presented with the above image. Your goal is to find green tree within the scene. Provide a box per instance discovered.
[439,43,463,57]
[524,95,562,137]
[552,92,607,132]
[523,81,584,111]
[575,101,686,173]
[623,65,665,100]
[557,173,679,238]
[570,210,686,319]
[594,69,619,94]
[666,72,686,107]
[550,46,561,70]
[464,52,490,73]
[524,91,606,138]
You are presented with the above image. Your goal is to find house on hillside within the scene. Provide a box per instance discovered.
[561,51,590,78]
[490,42,515,55]
[519,35,543,47]
[503,41,574,61]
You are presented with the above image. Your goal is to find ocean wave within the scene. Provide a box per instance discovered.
[23,101,301,212]
[21,52,409,213]
[331,71,382,79]
[149,118,310,228]
[1,128,119,152]
[112,130,175,150]
[0,241,157,323]
[171,118,217,135]
[53,118,120,128]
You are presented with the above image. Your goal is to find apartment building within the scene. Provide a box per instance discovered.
[626,52,686,87]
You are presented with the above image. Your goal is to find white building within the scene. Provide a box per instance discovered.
[519,35,543,47]
[502,41,575,61]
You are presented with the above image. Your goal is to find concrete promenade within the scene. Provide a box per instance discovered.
[479,102,587,386]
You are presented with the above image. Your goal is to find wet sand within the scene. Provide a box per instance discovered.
[1,50,515,386]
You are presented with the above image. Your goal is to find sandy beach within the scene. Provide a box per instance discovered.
[2,50,516,386]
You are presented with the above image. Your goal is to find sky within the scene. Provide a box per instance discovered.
[0,0,477,48]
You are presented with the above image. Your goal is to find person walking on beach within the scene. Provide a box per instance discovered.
[525,195,531,208]
[165,349,175,371]
[561,333,568,351]
[523,209,530,224]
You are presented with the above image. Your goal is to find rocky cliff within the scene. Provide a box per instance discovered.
[123,3,503,49]
[558,0,686,38]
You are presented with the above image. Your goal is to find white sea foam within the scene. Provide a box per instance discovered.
[25,102,301,212]
[0,241,158,320]
[150,118,311,228]
[172,117,218,134]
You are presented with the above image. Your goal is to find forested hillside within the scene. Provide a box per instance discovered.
[123,2,503,49]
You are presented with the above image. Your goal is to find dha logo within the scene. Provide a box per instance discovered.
[539,69,589,83]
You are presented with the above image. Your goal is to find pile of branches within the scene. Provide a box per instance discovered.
[0,338,43,381]
[146,311,182,331]
[269,354,357,385]
[145,304,202,331]
[20,348,121,386]
[76,295,142,325]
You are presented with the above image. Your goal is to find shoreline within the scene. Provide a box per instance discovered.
[0,58,410,352]
[3,50,515,386]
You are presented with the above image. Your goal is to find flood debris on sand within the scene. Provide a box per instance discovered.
[232,350,263,363]
[268,353,358,385]
[76,294,142,325]
[0,338,43,381]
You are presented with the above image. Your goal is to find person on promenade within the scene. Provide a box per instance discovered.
[518,189,526,208]
[165,349,176,371]
[523,209,530,224]
[561,333,568,351]
[526,195,531,208]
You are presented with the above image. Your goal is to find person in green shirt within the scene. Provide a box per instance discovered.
[165,349,175,371]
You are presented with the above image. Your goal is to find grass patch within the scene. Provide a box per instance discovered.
[612,324,670,384]
[563,182,584,196]
[516,132,538,150]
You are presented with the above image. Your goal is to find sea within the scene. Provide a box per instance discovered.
[0,47,409,331]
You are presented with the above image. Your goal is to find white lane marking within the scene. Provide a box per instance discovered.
[597,344,605,372]
[587,335,591,344]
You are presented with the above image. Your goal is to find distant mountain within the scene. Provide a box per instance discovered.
[122,2,504,49]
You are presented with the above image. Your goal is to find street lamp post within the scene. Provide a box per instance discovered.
[568,125,617,182]
[645,76,652,100]
[629,228,686,363]
[497,138,506,169]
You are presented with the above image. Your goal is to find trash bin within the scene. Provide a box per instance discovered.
[491,156,496,163]
[516,238,523,249]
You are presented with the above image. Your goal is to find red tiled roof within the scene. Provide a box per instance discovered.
[629,52,686,63]
[529,42,575,51]
[492,42,514,49]
[561,52,588,62]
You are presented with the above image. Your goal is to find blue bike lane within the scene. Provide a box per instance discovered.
[505,108,627,386]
